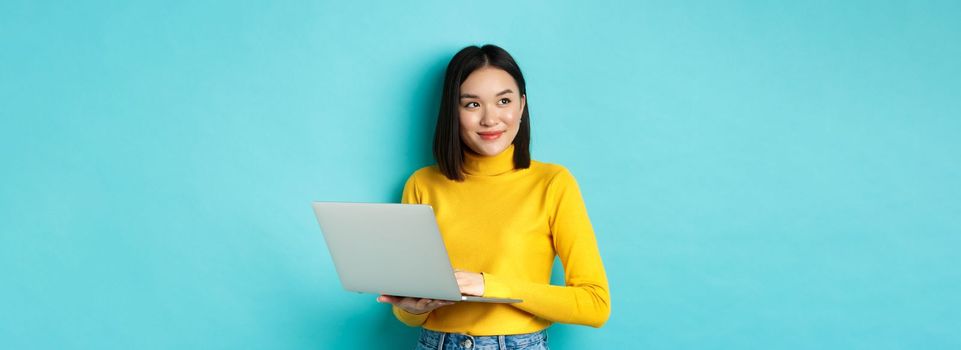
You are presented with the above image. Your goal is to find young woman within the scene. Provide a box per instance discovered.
[377,44,610,350]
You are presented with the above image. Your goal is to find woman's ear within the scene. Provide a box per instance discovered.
[520,94,526,111]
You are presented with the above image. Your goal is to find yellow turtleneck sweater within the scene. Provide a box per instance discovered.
[391,145,611,335]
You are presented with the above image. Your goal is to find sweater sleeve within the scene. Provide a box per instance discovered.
[481,168,612,327]
[390,174,431,327]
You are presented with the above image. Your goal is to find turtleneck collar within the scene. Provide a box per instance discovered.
[463,144,516,176]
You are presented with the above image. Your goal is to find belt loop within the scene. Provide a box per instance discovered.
[498,335,506,350]
[437,332,446,350]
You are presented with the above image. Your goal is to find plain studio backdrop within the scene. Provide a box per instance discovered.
[1,1,959,349]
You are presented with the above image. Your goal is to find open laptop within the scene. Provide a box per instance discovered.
[312,201,522,303]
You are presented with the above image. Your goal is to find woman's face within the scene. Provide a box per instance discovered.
[458,66,526,156]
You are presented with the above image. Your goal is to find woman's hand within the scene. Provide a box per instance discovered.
[376,269,484,314]
[377,295,455,315]
[454,270,485,296]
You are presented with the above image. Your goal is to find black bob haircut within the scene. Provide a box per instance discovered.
[433,44,531,181]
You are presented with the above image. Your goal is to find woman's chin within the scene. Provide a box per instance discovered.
[468,143,508,156]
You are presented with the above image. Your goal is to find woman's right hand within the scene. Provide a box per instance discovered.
[377,295,455,314]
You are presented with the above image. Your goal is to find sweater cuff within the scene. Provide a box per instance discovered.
[392,305,430,327]
[481,272,513,299]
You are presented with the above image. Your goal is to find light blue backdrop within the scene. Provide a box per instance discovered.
[2,1,959,349]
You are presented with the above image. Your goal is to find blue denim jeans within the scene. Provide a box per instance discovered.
[415,328,549,350]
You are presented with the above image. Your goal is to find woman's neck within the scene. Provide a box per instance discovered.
[463,144,516,176]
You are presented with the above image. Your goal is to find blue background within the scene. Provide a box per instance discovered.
[2,1,960,349]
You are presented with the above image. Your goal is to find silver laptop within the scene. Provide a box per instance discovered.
[312,201,522,303]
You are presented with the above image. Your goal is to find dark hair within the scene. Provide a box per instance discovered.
[433,44,531,181]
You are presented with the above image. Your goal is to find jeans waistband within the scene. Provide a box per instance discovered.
[417,328,548,350]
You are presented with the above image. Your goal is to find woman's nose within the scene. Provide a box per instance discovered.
[480,111,497,127]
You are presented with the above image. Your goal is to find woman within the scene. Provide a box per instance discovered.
[377,44,610,350]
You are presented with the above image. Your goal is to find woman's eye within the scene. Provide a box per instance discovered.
[499,98,511,105]
[464,102,479,108]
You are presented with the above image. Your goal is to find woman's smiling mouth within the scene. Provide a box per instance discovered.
[478,131,505,140]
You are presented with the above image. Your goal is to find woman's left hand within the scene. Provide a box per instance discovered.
[454,270,485,296]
